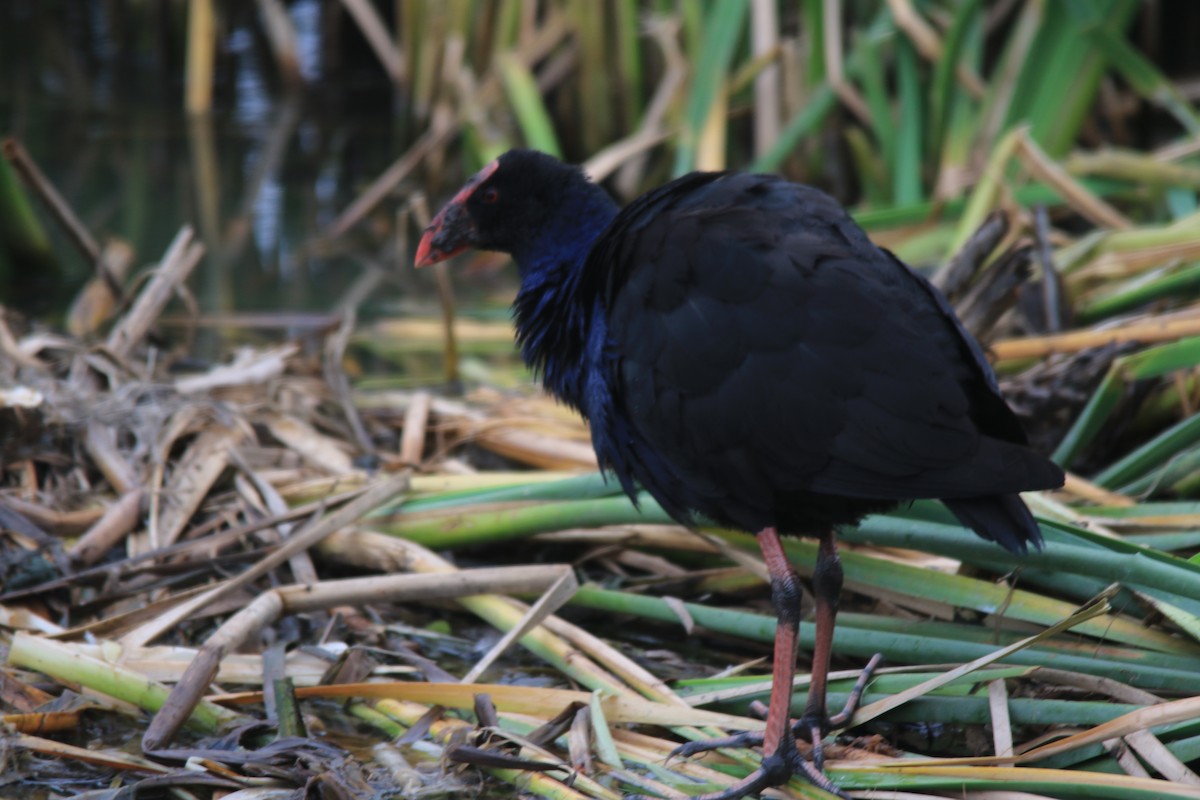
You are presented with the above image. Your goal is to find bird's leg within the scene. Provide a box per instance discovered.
[755,526,803,777]
[653,528,849,800]
[795,530,842,771]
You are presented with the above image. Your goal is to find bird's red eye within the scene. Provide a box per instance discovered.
[481,187,499,204]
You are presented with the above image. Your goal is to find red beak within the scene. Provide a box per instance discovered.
[414,159,500,268]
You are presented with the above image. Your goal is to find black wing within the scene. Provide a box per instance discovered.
[585,173,1061,535]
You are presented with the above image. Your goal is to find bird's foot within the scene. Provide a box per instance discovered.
[793,652,883,770]
[686,654,883,758]
[667,724,835,786]
[633,740,850,800]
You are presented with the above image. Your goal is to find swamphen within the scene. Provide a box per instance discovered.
[416,150,1065,799]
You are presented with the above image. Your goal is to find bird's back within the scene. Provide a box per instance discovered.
[583,172,1062,550]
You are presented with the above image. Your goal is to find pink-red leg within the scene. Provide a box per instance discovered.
[757,527,803,764]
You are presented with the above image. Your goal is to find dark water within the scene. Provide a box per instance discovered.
[0,0,447,324]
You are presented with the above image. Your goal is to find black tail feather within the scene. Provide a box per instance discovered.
[943,494,1043,554]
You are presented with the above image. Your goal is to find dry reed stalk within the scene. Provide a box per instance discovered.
[151,425,247,551]
[1,137,101,263]
[143,565,570,749]
[325,269,386,454]
[174,344,297,394]
[338,0,405,85]
[1060,472,1137,507]
[991,314,1200,360]
[1,497,100,536]
[325,121,455,239]
[461,568,579,683]
[1018,695,1200,763]
[122,472,410,652]
[317,529,634,694]
[263,413,355,474]
[233,451,319,586]
[1015,127,1133,230]
[399,391,432,465]
[254,0,303,89]
[141,591,285,750]
[105,227,204,363]
[184,0,216,114]
[67,240,135,337]
[68,489,144,566]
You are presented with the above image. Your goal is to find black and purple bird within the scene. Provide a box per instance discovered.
[416,150,1064,799]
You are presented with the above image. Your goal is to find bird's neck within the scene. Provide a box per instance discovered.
[511,186,618,411]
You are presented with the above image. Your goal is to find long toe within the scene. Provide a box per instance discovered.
[635,747,798,800]
[657,735,852,800]
[793,749,851,799]
[668,731,766,761]
[794,653,886,743]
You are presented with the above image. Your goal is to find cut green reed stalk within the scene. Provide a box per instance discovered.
[1117,449,1200,497]
[1129,529,1200,555]
[377,471,1200,646]
[839,765,1200,799]
[374,469,1200,650]
[831,613,1181,665]
[385,472,620,513]
[1062,739,1200,778]
[847,517,1200,616]
[1092,412,1200,489]
[1085,500,1200,520]
[709,529,1185,654]
[6,633,241,733]
[808,694,1139,728]
[567,586,1200,693]
[378,493,668,548]
[1076,261,1200,323]
[677,666,1033,700]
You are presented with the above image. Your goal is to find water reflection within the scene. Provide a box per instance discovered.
[291,0,324,83]
[0,1,440,323]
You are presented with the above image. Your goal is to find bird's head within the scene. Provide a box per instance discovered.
[414,149,616,271]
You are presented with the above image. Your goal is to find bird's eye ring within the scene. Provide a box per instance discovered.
[481,187,499,204]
